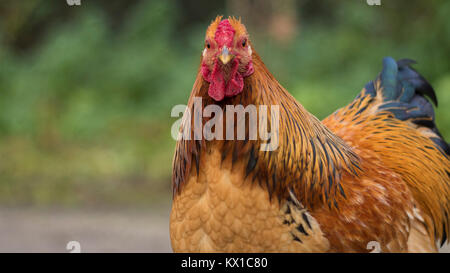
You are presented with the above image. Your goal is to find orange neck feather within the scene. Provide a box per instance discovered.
[173,51,362,209]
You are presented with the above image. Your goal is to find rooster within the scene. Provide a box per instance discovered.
[170,16,450,252]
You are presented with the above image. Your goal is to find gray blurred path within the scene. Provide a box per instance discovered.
[0,207,172,252]
[0,207,448,253]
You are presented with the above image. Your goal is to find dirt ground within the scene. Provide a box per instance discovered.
[0,205,449,253]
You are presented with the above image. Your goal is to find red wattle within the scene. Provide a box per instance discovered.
[202,59,254,101]
[225,59,243,97]
[208,62,226,101]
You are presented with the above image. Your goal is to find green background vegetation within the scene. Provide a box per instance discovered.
[0,0,448,207]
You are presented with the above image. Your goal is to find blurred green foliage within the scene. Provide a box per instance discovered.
[0,0,448,207]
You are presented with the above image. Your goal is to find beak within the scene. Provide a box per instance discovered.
[219,46,233,65]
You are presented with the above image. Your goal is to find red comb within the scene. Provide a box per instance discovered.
[214,19,235,47]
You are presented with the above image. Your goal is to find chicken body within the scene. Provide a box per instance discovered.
[170,17,450,252]
[170,145,330,252]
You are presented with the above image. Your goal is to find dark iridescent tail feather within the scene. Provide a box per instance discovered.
[376,57,449,157]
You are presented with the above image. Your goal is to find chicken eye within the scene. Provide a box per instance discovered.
[206,42,211,49]
[242,39,247,47]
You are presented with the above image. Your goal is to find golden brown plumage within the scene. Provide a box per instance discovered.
[170,17,450,252]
